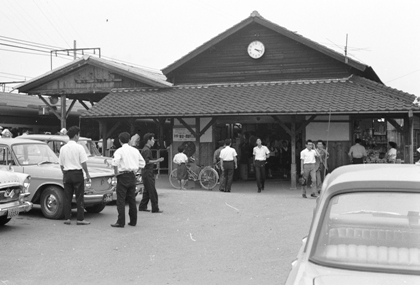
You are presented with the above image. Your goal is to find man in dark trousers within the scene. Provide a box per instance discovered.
[111,132,145,228]
[219,138,237,192]
[253,138,270,193]
[138,133,164,213]
[59,126,91,225]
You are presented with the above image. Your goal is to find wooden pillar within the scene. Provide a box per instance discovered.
[290,115,297,189]
[101,121,107,156]
[195,117,200,163]
[407,112,414,164]
[60,94,66,129]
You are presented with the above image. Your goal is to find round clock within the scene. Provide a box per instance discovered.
[247,41,265,59]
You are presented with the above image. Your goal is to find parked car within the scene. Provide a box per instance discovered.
[0,167,33,225]
[0,137,116,219]
[17,134,111,169]
[19,134,143,199]
[285,164,420,285]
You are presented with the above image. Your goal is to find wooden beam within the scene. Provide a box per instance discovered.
[199,117,217,136]
[387,118,404,133]
[152,118,159,125]
[196,117,200,164]
[65,99,77,118]
[78,99,90,110]
[177,118,198,138]
[60,95,66,129]
[37,95,61,119]
[295,115,317,134]
[290,115,297,190]
[271,115,291,136]
[106,120,123,138]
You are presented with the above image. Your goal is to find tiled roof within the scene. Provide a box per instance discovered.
[82,75,419,118]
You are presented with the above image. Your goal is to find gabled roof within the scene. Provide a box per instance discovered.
[16,55,172,93]
[82,75,418,119]
[162,11,381,83]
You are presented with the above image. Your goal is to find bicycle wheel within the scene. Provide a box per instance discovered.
[199,167,219,190]
[169,169,181,189]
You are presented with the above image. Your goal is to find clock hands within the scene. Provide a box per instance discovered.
[254,48,262,52]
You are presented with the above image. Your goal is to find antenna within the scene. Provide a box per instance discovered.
[344,34,348,63]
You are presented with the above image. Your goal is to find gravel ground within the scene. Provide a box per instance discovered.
[1,176,315,285]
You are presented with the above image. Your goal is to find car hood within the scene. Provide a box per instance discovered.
[22,163,114,178]
[0,170,21,187]
[314,274,420,285]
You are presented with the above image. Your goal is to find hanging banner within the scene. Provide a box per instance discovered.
[173,128,195,141]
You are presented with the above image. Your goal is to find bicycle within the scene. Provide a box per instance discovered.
[169,158,219,190]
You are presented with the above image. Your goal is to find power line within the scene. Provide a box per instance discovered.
[0,47,73,60]
[32,0,71,48]
[0,37,61,51]
[0,35,65,50]
[51,1,88,47]
[386,69,420,84]
[0,8,33,40]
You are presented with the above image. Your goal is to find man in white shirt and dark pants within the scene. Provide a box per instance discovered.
[111,132,146,228]
[219,138,237,192]
[253,138,270,193]
[59,126,91,225]
[300,139,320,198]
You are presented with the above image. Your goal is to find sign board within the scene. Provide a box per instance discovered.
[173,128,196,141]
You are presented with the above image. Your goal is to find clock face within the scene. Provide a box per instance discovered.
[247,41,265,59]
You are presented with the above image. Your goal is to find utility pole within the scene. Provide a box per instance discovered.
[50,41,101,70]
[344,34,348,64]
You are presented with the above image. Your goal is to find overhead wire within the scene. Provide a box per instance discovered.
[32,0,71,48]
[0,8,33,41]
[0,35,65,50]
[4,0,51,44]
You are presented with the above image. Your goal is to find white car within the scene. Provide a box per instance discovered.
[285,164,420,285]
[0,166,33,226]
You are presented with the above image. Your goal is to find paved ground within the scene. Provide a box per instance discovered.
[1,176,316,285]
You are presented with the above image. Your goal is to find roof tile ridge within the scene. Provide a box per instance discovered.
[111,87,159,93]
[174,78,349,89]
[349,75,417,104]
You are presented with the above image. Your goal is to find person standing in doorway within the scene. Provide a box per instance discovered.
[213,140,226,191]
[219,138,237,192]
[348,138,366,164]
[315,140,329,193]
[173,146,189,189]
[253,138,270,193]
[138,133,164,213]
[59,126,91,225]
[111,132,146,228]
[300,139,319,198]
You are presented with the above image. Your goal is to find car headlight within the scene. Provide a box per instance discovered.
[23,176,31,192]
[85,180,92,189]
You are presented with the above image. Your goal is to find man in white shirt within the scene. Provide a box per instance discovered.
[219,138,237,192]
[300,139,319,198]
[111,132,146,228]
[348,138,367,164]
[253,138,270,193]
[59,126,91,225]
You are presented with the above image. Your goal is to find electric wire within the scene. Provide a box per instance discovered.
[4,0,52,44]
[0,35,65,50]
[0,8,33,41]
[32,0,71,48]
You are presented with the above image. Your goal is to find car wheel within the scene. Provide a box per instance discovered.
[0,216,11,226]
[85,203,106,213]
[40,186,65,219]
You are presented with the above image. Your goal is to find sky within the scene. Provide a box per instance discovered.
[0,0,419,96]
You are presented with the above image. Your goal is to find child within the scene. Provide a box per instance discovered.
[173,146,189,189]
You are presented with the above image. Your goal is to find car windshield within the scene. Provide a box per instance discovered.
[78,140,101,156]
[12,143,59,165]
[311,192,420,273]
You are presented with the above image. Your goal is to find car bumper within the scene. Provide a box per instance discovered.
[0,200,34,217]
[72,192,114,205]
